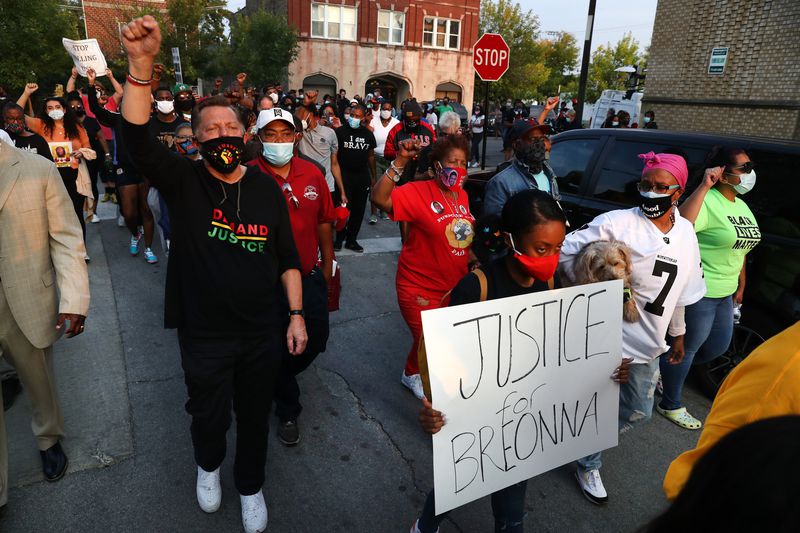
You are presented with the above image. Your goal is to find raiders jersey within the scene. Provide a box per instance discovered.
[560,207,706,364]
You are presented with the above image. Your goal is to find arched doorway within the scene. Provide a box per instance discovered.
[365,73,411,109]
[303,73,337,100]
[435,82,462,102]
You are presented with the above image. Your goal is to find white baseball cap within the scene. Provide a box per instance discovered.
[256,108,295,131]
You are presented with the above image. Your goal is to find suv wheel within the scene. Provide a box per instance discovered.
[694,324,766,399]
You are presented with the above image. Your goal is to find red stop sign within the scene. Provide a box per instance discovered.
[473,33,510,81]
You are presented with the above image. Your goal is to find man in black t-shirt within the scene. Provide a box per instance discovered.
[334,104,377,252]
[3,103,51,160]
[120,17,306,532]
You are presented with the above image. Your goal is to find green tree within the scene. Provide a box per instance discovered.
[539,31,580,98]
[586,32,645,102]
[161,0,229,82]
[0,0,81,93]
[227,9,300,89]
[477,0,549,102]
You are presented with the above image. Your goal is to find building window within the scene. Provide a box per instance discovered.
[311,3,357,41]
[423,16,460,50]
[377,10,404,45]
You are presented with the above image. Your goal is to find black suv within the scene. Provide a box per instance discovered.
[467,128,800,396]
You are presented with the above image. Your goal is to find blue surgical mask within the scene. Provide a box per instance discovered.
[347,116,362,129]
[261,142,293,166]
[643,117,651,124]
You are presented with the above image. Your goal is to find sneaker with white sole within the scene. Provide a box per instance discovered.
[369,214,378,225]
[117,214,126,227]
[89,213,101,224]
[401,372,425,399]
[144,247,158,264]
[240,490,268,533]
[196,466,221,513]
[575,467,608,505]
[129,234,140,256]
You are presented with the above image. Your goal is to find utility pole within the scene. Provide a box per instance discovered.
[575,0,597,126]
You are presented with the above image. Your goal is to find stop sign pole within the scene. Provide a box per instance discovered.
[473,33,510,170]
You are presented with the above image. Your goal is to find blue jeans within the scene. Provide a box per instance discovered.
[658,295,734,410]
[577,357,660,471]
[417,481,527,533]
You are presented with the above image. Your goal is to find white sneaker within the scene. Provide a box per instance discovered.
[240,490,268,533]
[196,466,221,513]
[401,372,425,400]
[90,213,101,224]
[117,214,125,227]
[575,467,608,505]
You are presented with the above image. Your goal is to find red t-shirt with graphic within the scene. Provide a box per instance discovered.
[249,155,335,275]
[391,180,475,293]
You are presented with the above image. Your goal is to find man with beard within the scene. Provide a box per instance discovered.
[119,16,306,533]
[483,118,559,217]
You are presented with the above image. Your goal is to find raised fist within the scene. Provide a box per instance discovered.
[236,72,247,85]
[153,63,165,76]
[86,68,96,85]
[121,16,162,66]
[71,67,78,79]
[24,83,38,95]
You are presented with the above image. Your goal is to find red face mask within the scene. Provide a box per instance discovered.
[509,234,559,282]
[437,166,468,190]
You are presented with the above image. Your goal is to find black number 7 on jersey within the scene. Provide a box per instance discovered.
[644,260,678,317]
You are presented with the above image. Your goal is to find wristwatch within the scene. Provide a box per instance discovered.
[288,309,305,318]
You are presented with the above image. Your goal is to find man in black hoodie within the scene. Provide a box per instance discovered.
[120,16,306,533]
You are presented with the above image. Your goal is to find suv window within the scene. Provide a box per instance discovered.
[743,149,800,239]
[550,138,600,193]
[592,139,707,206]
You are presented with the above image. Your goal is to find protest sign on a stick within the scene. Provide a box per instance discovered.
[421,280,623,514]
[62,38,107,77]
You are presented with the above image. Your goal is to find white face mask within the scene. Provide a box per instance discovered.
[728,170,757,195]
[269,93,279,103]
[380,110,392,120]
[156,100,174,114]
[48,109,65,121]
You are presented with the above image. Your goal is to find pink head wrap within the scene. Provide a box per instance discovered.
[638,151,688,189]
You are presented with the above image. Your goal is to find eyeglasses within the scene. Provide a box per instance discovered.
[726,161,755,174]
[637,182,680,194]
[281,182,300,209]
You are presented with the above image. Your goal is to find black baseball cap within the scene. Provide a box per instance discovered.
[509,118,551,141]
[403,101,423,117]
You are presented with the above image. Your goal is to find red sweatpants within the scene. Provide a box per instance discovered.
[396,281,448,376]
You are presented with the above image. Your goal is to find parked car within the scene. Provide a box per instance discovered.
[464,128,800,397]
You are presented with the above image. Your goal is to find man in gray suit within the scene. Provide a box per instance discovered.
[0,138,90,512]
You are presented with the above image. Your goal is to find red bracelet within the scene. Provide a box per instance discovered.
[126,72,152,86]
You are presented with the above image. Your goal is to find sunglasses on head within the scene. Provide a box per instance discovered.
[727,161,755,173]
[281,182,300,209]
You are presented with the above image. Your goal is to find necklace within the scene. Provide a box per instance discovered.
[440,188,460,215]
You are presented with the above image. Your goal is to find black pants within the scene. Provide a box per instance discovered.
[418,481,528,533]
[471,132,483,162]
[58,167,85,239]
[274,268,330,421]
[178,330,283,495]
[336,171,371,245]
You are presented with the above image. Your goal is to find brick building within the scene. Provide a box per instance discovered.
[82,0,169,57]
[643,0,800,140]
[241,0,480,108]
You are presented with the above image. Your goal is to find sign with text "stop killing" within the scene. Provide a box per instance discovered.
[62,38,108,77]
[473,33,510,81]
[422,280,623,514]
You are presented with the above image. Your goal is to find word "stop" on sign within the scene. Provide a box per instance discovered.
[473,33,510,82]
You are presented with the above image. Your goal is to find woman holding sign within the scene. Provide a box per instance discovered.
[17,84,91,240]
[413,190,630,533]
[372,135,475,400]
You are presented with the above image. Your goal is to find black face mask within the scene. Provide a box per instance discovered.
[199,136,245,174]
[404,119,418,130]
[514,138,546,174]
[639,192,675,219]
[175,98,195,113]
[73,108,86,118]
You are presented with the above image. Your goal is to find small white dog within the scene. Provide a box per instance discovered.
[565,240,640,323]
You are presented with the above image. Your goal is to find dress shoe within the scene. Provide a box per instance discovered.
[40,441,68,482]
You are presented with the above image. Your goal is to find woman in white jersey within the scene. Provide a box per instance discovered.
[559,151,706,505]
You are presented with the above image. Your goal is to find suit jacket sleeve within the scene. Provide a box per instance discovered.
[46,163,90,315]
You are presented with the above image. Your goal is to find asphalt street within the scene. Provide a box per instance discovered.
[2,138,712,532]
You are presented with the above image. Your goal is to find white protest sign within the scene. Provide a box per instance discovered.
[422,280,623,515]
[62,38,108,77]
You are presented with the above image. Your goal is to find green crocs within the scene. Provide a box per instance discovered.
[656,405,703,430]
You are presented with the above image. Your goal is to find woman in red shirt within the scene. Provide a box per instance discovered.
[372,135,475,399]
